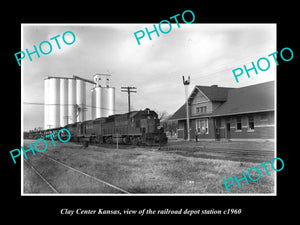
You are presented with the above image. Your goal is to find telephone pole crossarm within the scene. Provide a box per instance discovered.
[121,86,137,113]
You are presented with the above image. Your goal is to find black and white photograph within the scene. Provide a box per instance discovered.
[21,23,276,195]
[4,4,297,220]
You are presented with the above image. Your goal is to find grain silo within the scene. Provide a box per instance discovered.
[48,77,60,128]
[91,74,115,119]
[100,87,115,117]
[76,79,86,122]
[44,75,98,128]
[68,78,76,124]
[91,88,96,119]
[44,78,50,129]
[60,78,68,127]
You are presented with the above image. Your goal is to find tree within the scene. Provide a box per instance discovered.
[157,110,169,121]
[157,111,178,136]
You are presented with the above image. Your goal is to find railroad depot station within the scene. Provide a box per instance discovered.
[169,81,274,141]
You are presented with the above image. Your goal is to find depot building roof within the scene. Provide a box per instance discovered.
[170,81,274,120]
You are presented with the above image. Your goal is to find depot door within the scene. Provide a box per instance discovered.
[226,121,231,139]
[214,119,221,140]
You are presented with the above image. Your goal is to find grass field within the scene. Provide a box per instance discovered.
[23,140,275,194]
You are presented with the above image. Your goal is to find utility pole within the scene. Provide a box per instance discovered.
[182,76,190,141]
[121,86,137,113]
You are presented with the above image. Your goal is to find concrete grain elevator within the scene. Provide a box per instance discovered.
[44,74,115,129]
[91,74,115,119]
[44,76,87,129]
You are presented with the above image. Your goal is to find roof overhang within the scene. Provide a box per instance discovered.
[211,109,274,117]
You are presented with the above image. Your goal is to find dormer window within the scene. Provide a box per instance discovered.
[196,106,207,114]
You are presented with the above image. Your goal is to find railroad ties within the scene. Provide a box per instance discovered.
[159,143,274,163]
[23,153,130,194]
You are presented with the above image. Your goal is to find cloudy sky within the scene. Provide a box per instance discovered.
[22,23,276,131]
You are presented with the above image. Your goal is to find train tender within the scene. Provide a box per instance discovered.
[65,108,168,146]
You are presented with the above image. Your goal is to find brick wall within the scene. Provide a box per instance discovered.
[216,111,274,139]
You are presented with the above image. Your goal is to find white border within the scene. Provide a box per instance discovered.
[21,23,277,196]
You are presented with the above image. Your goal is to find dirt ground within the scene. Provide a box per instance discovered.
[22,140,275,194]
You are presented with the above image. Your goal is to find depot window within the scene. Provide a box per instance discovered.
[248,115,255,130]
[196,106,207,114]
[196,119,208,134]
[260,112,268,121]
[236,116,242,130]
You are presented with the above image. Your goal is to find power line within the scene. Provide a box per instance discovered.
[190,50,276,84]
[23,102,124,113]
[121,86,137,113]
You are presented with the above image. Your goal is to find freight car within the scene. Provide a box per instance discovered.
[65,108,168,146]
[24,127,69,141]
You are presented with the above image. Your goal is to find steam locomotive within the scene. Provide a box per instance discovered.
[25,108,168,146]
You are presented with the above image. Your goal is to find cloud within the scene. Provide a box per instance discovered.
[22,24,276,131]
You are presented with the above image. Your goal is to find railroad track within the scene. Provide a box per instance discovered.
[23,154,130,194]
[159,146,274,163]
[24,159,59,193]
